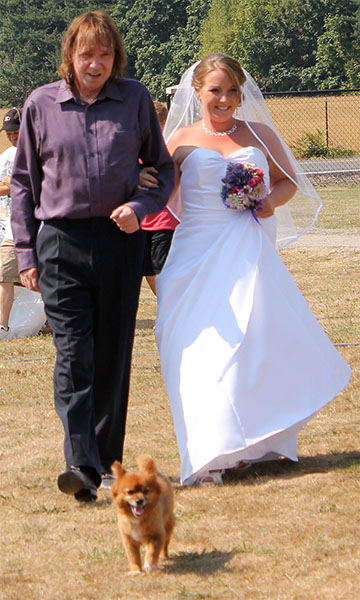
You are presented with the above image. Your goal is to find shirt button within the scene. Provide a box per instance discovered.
[90,153,95,157]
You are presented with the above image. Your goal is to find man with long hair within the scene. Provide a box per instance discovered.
[11,11,174,502]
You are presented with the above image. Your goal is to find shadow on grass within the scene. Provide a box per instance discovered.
[93,497,113,507]
[170,452,360,491]
[165,548,237,575]
[223,451,360,485]
[136,319,155,329]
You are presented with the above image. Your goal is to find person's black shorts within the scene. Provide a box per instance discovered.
[143,229,174,276]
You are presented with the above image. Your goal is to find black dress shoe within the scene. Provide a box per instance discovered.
[57,467,98,502]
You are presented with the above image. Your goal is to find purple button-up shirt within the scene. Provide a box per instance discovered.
[11,78,174,271]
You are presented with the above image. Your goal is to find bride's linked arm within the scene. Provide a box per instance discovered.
[137,130,183,198]
[138,166,159,190]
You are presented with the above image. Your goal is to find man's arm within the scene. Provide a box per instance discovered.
[0,177,10,196]
[125,87,174,223]
[0,148,14,195]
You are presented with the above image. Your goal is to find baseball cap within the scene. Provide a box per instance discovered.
[1,107,21,131]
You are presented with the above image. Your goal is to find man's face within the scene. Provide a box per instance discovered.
[72,40,115,102]
[6,130,19,147]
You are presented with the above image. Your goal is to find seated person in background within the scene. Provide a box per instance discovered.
[0,108,21,339]
[140,101,178,295]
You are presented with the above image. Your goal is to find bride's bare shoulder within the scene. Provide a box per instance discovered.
[168,122,200,146]
[246,121,281,147]
[168,123,202,165]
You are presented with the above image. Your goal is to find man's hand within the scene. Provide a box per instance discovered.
[110,205,139,233]
[20,267,40,292]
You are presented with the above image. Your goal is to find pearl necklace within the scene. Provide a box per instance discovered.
[202,120,237,137]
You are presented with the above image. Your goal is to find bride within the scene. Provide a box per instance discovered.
[153,53,351,486]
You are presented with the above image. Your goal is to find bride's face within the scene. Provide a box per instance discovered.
[196,68,240,124]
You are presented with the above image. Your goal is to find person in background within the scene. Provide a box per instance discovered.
[140,101,179,294]
[11,11,174,501]
[0,108,21,340]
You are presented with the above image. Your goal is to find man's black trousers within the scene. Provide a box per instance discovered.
[37,217,145,478]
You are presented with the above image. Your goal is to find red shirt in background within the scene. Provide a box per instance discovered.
[141,207,178,231]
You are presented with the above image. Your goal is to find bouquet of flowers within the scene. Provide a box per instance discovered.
[220,161,268,222]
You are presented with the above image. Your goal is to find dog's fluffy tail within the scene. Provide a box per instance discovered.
[137,454,157,474]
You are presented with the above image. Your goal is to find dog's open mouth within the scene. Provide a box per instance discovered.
[130,503,145,518]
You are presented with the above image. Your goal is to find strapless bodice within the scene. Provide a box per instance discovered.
[179,146,269,221]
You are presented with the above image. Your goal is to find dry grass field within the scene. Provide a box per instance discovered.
[0,186,359,599]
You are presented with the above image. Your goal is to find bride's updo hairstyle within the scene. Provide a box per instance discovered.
[192,53,246,97]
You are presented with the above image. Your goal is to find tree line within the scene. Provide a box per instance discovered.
[0,0,359,107]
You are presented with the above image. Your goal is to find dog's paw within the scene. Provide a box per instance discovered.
[144,561,157,574]
[127,569,142,576]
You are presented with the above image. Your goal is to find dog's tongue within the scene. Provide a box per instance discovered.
[132,505,144,517]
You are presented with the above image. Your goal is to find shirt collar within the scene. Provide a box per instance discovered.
[97,78,124,102]
[56,80,74,104]
[56,78,124,104]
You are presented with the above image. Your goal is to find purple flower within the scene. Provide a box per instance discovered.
[220,161,268,221]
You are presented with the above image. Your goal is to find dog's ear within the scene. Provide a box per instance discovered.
[111,460,126,478]
[137,455,156,474]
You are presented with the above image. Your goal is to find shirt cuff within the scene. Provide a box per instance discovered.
[16,247,38,272]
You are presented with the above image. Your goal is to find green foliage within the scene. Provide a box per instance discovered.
[293,129,357,159]
[0,0,359,106]
[0,0,212,105]
[200,0,360,92]
[199,0,234,55]
[314,12,360,89]
[0,0,111,106]
[160,0,212,91]
[117,0,212,99]
[116,0,189,81]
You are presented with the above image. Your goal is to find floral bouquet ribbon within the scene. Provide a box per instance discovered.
[220,162,268,223]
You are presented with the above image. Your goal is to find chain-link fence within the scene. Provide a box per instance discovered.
[264,89,360,186]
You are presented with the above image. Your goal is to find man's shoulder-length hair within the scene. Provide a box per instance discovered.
[58,10,127,85]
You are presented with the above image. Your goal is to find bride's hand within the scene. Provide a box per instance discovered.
[256,176,297,218]
[138,166,159,190]
[256,196,275,218]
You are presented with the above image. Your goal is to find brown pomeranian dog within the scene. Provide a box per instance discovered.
[111,455,175,574]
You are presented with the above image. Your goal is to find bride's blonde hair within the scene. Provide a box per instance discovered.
[192,53,246,96]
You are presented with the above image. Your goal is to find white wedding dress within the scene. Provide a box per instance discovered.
[155,146,351,486]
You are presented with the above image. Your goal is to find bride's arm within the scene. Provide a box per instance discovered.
[258,161,297,218]
[137,129,184,194]
[250,123,297,218]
